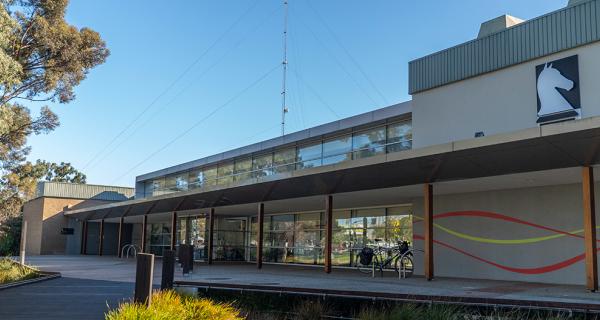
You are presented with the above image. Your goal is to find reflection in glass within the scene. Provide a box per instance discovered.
[323,135,351,165]
[352,127,386,159]
[273,148,296,174]
[387,121,413,153]
[253,153,273,178]
[234,158,252,182]
[217,162,234,186]
[297,142,322,169]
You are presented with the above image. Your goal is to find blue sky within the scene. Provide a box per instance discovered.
[25,0,566,187]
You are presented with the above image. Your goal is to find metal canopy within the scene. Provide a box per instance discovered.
[65,120,600,221]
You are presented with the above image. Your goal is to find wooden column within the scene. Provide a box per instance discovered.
[324,195,333,274]
[207,208,215,265]
[170,211,178,251]
[257,203,265,269]
[582,166,598,291]
[98,219,105,256]
[141,214,148,253]
[80,220,88,255]
[424,183,434,281]
[117,217,125,258]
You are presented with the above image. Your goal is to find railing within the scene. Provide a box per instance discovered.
[147,140,412,197]
[121,244,141,259]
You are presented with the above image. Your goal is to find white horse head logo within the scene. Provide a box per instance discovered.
[537,63,575,116]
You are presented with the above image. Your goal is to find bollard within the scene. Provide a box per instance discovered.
[161,250,175,290]
[181,244,190,275]
[187,245,194,273]
[134,253,154,306]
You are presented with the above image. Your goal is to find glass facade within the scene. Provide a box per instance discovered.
[146,222,172,257]
[143,120,412,198]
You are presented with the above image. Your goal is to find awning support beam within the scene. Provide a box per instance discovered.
[170,211,177,251]
[582,166,598,291]
[117,216,124,258]
[325,195,333,274]
[98,219,105,256]
[424,183,434,281]
[141,214,148,253]
[207,208,215,265]
[257,203,265,269]
[80,220,88,255]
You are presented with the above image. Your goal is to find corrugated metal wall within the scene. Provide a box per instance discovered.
[35,182,134,201]
[409,0,600,94]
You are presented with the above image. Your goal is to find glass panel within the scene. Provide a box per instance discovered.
[214,218,247,261]
[386,206,413,243]
[146,222,171,257]
[297,142,322,169]
[175,173,188,191]
[190,217,207,260]
[273,148,296,174]
[150,178,165,196]
[352,127,386,159]
[188,170,202,190]
[387,121,413,153]
[217,162,234,186]
[234,158,252,182]
[203,166,218,187]
[253,153,273,178]
[322,135,352,165]
[332,210,353,266]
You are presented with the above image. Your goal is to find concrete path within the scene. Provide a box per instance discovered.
[2,255,600,319]
[0,256,161,320]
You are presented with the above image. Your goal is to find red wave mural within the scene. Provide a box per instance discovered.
[413,210,597,274]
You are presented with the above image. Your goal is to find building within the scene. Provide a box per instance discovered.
[22,182,134,255]
[40,0,600,290]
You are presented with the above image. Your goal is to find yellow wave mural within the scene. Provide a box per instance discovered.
[413,215,599,245]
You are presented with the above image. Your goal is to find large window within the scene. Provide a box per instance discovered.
[352,127,386,159]
[297,142,322,169]
[323,135,352,165]
[146,223,171,257]
[177,216,207,261]
[253,153,273,178]
[217,162,234,186]
[387,121,412,152]
[330,206,412,267]
[234,158,252,182]
[214,218,247,261]
[273,148,296,174]
[254,205,410,267]
[140,120,412,197]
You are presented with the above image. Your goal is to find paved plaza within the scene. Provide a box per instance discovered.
[1,255,599,319]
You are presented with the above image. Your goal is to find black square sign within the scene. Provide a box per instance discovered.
[535,55,581,124]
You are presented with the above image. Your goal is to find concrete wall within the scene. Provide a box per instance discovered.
[411,41,600,148]
[412,182,600,285]
[65,219,82,255]
[21,197,119,255]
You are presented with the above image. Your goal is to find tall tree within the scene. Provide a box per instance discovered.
[0,0,108,245]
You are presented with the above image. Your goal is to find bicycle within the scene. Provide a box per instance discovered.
[355,239,414,278]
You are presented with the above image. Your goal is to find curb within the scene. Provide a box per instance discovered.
[0,260,62,291]
[0,272,61,291]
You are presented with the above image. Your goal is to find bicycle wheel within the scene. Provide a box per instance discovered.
[394,253,414,278]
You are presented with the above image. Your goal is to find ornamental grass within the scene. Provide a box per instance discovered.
[105,290,242,320]
[0,258,39,284]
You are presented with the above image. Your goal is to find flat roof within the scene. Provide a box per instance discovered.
[136,101,412,183]
[34,182,134,201]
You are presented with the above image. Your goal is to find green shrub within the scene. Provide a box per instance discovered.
[105,290,243,320]
[292,299,330,320]
[0,258,38,284]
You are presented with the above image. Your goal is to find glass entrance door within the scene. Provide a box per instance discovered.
[214,218,248,261]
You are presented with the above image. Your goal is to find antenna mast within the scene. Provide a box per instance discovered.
[280,0,289,136]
